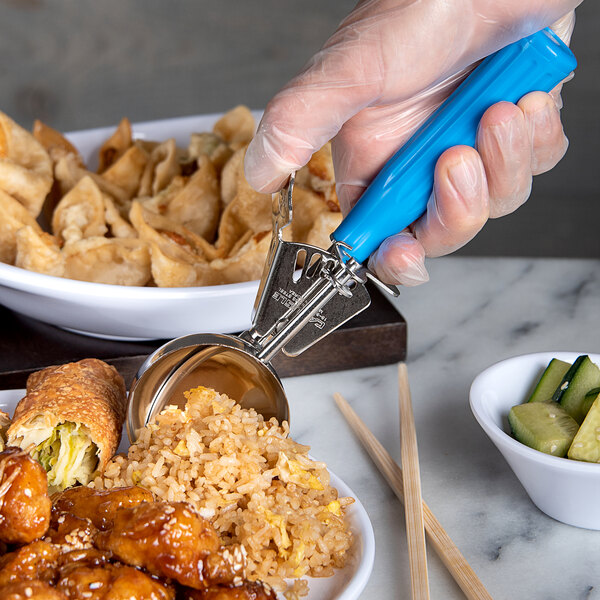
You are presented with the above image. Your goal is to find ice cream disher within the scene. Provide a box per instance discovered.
[127,28,576,441]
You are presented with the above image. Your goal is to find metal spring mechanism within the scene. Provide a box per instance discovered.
[241,174,399,363]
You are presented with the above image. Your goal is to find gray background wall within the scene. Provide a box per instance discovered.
[0,0,597,258]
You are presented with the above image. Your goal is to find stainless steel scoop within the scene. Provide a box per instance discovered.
[127,176,395,440]
[127,28,576,441]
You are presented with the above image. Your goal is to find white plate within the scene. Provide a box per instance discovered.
[0,113,265,342]
[0,389,375,600]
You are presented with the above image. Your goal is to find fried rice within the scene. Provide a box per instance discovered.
[90,386,354,596]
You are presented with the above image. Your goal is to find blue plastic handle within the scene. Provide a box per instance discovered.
[332,27,577,264]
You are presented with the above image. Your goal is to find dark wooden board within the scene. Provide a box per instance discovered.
[0,286,406,389]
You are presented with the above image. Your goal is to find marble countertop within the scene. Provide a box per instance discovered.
[283,255,600,599]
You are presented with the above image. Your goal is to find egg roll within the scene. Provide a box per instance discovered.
[6,358,127,492]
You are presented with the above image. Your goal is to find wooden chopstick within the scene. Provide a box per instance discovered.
[398,363,430,600]
[333,392,493,600]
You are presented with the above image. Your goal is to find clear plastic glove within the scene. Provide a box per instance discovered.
[244,1,581,286]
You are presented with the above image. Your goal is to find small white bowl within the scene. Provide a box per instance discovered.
[470,351,600,530]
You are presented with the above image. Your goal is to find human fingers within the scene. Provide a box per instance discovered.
[518,91,569,176]
[332,73,466,215]
[367,231,430,287]
[475,101,532,218]
[333,9,577,216]
[362,84,568,284]
[469,10,574,218]
[411,145,490,257]
[551,10,576,44]
[476,91,568,219]
[368,145,489,285]
[245,2,581,196]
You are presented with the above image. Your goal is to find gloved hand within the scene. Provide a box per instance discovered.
[244,0,581,286]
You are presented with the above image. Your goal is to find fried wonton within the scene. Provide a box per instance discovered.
[220,145,245,207]
[214,146,271,256]
[0,112,53,217]
[103,195,137,239]
[207,230,271,284]
[52,176,108,244]
[32,122,87,230]
[306,211,343,250]
[145,242,198,287]
[54,150,131,209]
[97,117,133,173]
[3,108,344,290]
[187,132,233,173]
[15,226,64,277]
[212,105,255,150]
[62,237,151,286]
[149,230,270,287]
[138,138,180,197]
[129,200,217,264]
[141,155,221,242]
[290,186,334,245]
[33,119,84,166]
[100,144,149,198]
[0,190,43,264]
[295,142,338,207]
[215,192,271,258]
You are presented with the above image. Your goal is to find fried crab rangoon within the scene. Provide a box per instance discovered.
[0,113,53,217]
[0,106,343,287]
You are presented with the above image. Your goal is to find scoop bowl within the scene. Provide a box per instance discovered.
[127,333,289,442]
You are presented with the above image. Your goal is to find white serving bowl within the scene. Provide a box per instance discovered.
[0,112,264,341]
[0,262,258,340]
[470,351,600,530]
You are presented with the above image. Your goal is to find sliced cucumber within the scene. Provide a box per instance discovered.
[581,387,600,418]
[552,355,600,424]
[527,358,571,403]
[551,355,586,402]
[508,402,578,457]
[568,391,600,463]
